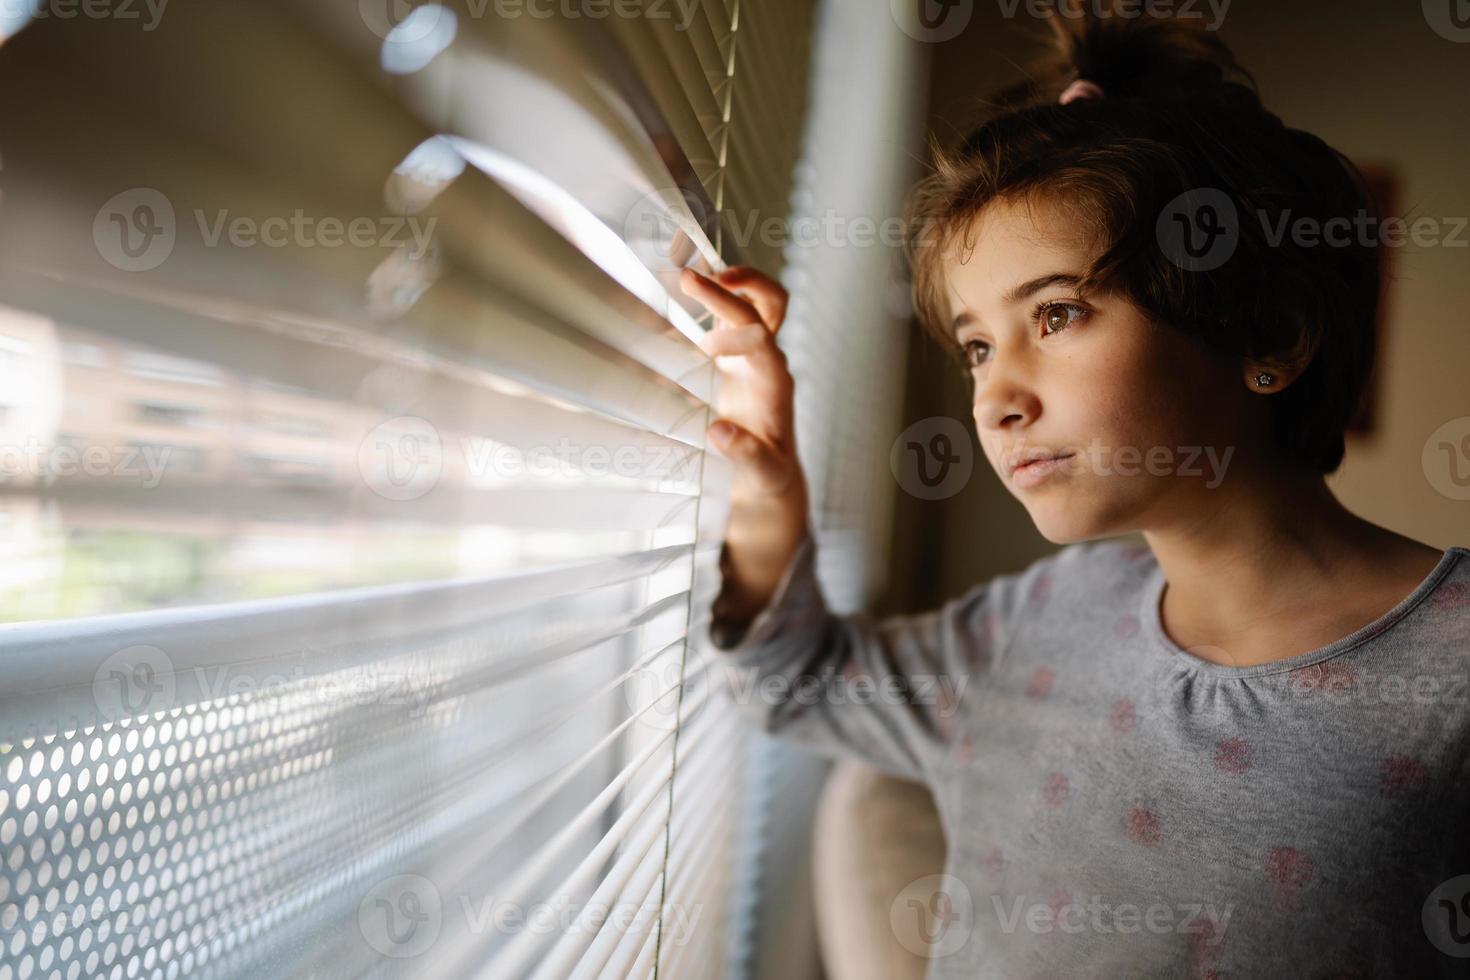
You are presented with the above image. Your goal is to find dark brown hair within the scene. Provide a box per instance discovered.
[902,2,1381,475]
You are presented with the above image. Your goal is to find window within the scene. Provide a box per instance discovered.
[0,1,877,978]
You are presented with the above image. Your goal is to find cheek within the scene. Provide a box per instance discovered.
[1071,322,1229,450]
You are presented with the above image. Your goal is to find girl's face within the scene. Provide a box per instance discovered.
[941,194,1261,544]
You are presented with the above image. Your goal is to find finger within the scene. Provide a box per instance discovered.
[715,266,788,332]
[679,268,763,329]
[696,322,788,373]
[707,418,787,486]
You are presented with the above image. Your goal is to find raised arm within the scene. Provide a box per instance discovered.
[681,264,1025,780]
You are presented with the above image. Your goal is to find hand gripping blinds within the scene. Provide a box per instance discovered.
[0,1,814,977]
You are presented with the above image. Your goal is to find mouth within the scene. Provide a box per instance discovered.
[1006,451,1075,477]
[1006,451,1077,488]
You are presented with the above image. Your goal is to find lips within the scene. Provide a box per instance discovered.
[1006,450,1074,477]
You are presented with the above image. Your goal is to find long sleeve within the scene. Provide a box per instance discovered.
[703,526,1030,783]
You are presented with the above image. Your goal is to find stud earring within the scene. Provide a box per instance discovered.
[1254,373,1275,388]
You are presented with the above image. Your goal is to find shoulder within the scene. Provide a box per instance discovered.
[937,536,1158,646]
[1013,535,1158,603]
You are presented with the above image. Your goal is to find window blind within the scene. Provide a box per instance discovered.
[0,1,815,978]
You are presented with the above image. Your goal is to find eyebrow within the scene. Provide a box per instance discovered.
[949,272,1085,338]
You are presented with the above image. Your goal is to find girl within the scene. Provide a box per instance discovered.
[680,7,1470,977]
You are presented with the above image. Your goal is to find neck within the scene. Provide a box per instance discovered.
[1140,453,1399,666]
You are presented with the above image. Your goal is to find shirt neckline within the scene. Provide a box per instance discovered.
[1139,545,1468,679]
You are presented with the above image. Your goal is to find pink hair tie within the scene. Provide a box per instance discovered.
[1058,79,1105,105]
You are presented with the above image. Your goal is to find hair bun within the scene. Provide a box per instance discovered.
[997,1,1262,113]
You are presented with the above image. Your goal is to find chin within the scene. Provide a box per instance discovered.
[1031,519,1097,546]
[1023,495,1121,545]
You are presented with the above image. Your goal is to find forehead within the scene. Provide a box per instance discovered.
[940,195,1099,311]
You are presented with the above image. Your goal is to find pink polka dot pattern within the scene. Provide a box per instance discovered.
[1213,737,1254,774]
[1185,915,1227,971]
[1043,771,1071,806]
[1379,755,1429,797]
[982,610,1002,645]
[1026,666,1056,699]
[1029,572,1053,605]
[1047,888,1073,928]
[1431,581,1470,612]
[1120,543,1154,564]
[1113,614,1141,640]
[1125,806,1162,846]
[981,845,1006,876]
[1263,846,1313,910]
[1109,698,1136,735]
[1287,661,1358,697]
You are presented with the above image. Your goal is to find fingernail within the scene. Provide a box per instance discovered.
[709,421,733,446]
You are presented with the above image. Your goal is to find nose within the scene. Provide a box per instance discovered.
[972,356,1040,434]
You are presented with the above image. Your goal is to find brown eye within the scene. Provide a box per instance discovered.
[1037,302,1088,335]
[961,339,990,368]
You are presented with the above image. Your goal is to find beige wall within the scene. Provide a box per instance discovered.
[879,0,1470,615]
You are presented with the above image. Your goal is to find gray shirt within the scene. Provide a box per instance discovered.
[707,530,1470,977]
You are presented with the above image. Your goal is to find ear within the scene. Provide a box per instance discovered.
[1244,322,1321,394]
